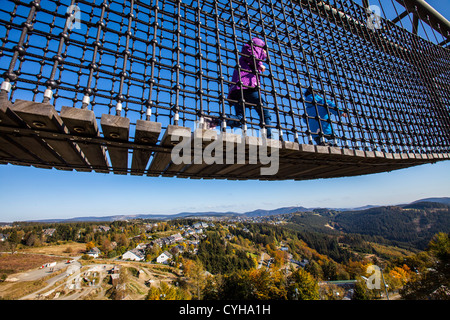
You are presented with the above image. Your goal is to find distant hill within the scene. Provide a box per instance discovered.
[242,206,311,217]
[412,197,450,205]
[333,202,450,249]
[24,206,312,223]
[19,197,450,225]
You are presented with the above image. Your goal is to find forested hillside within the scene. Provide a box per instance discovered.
[333,202,450,249]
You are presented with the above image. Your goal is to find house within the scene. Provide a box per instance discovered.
[98,225,111,232]
[110,274,120,286]
[122,248,145,261]
[156,251,173,264]
[193,222,201,229]
[200,222,208,228]
[151,238,163,247]
[170,233,183,242]
[42,228,56,237]
[171,245,185,255]
[135,243,148,250]
[183,229,195,238]
[86,247,101,258]
[299,259,309,268]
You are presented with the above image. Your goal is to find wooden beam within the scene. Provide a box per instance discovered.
[147,125,191,176]
[10,100,90,171]
[0,94,65,168]
[131,120,161,175]
[100,114,130,174]
[60,106,109,173]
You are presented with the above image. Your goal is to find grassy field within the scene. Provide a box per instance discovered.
[0,253,65,276]
[18,241,86,257]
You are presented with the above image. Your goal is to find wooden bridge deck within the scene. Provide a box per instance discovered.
[0,100,448,180]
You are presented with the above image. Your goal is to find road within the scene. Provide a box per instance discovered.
[15,259,76,282]
[19,258,82,300]
[21,262,117,300]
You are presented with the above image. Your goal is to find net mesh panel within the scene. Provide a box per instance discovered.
[0,0,449,153]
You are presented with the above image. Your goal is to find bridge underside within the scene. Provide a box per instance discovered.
[1,97,447,181]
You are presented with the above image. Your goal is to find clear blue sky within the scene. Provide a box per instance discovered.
[0,0,449,222]
[1,160,449,222]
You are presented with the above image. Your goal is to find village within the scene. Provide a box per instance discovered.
[84,221,212,266]
[0,214,363,300]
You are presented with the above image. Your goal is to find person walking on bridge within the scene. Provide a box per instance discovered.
[303,87,347,146]
[208,37,272,138]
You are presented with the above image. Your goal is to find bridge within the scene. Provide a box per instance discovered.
[0,0,449,180]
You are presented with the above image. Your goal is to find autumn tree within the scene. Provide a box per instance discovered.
[100,236,112,254]
[183,259,206,299]
[401,232,450,300]
[85,241,95,252]
[113,233,126,247]
[146,281,191,300]
[287,268,319,300]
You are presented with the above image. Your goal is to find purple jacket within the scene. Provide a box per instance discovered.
[228,38,267,98]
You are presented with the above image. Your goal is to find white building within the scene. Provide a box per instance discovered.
[170,233,183,242]
[122,248,145,261]
[156,251,173,264]
[86,247,101,258]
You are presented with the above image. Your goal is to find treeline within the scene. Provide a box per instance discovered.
[1,221,145,254]
[203,268,319,300]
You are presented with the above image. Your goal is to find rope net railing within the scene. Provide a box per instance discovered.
[0,0,449,156]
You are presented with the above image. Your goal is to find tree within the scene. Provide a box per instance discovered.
[305,260,323,279]
[85,241,95,252]
[8,230,20,253]
[24,232,38,247]
[146,282,191,300]
[401,233,450,300]
[100,237,112,254]
[115,233,129,248]
[353,279,375,300]
[287,268,319,300]
[184,259,206,299]
[248,269,287,300]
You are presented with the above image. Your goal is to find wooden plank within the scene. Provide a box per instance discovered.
[206,134,260,177]
[226,138,282,178]
[194,132,241,177]
[172,128,217,178]
[0,135,39,163]
[0,96,68,168]
[100,114,130,175]
[148,125,190,176]
[131,120,161,176]
[10,100,90,172]
[0,94,41,164]
[60,106,109,173]
[271,143,313,178]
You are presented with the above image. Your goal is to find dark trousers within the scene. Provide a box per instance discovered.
[227,89,272,138]
[313,134,335,146]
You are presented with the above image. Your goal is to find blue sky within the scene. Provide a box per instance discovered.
[0,0,449,222]
[1,160,449,222]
